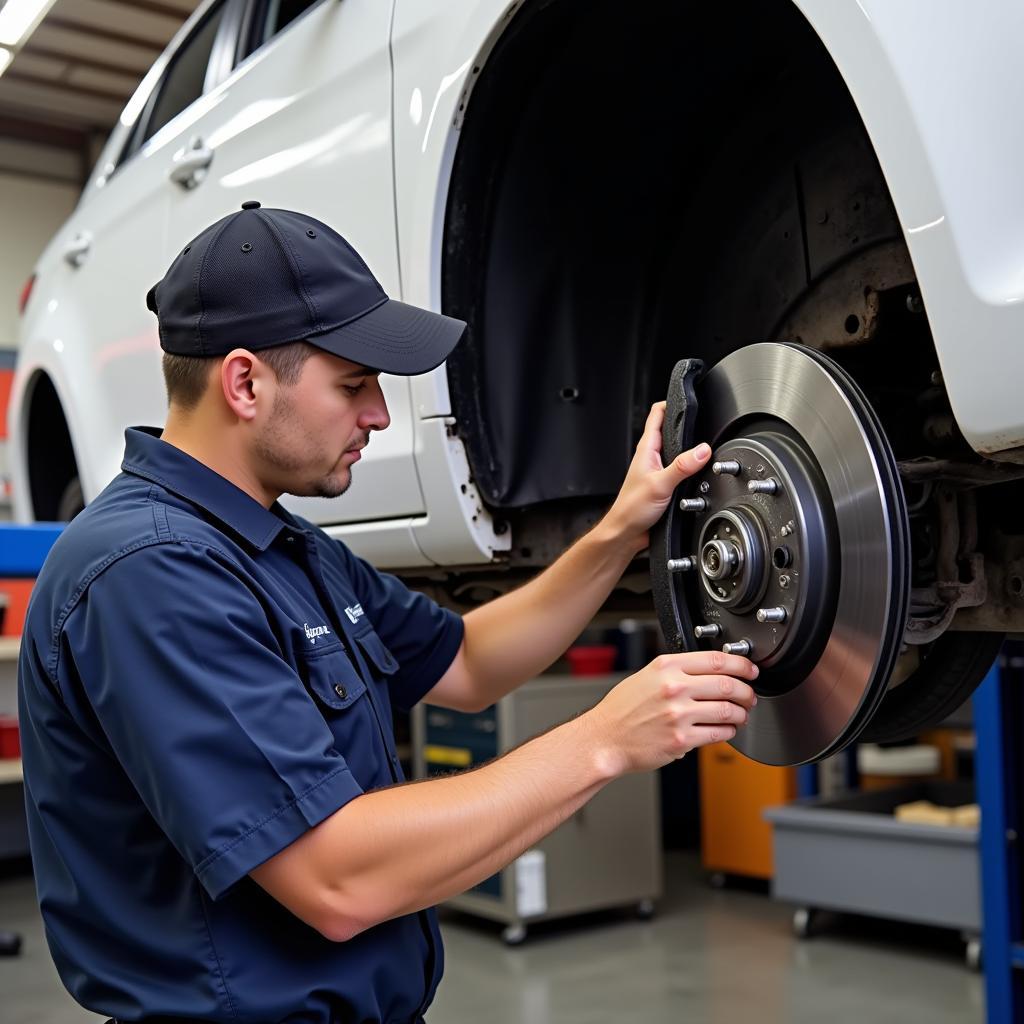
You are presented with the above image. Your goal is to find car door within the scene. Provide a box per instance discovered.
[44,0,239,500]
[157,0,424,525]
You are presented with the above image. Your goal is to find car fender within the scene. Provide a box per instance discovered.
[391,1,518,565]
[781,0,1024,456]
[397,0,1024,459]
[9,291,124,522]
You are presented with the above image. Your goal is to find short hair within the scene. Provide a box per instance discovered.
[162,341,318,410]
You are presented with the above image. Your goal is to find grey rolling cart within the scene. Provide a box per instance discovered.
[411,673,663,944]
[765,781,981,967]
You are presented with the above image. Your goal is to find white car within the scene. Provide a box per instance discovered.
[11,0,1024,763]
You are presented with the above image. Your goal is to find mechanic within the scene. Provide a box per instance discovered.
[18,202,758,1024]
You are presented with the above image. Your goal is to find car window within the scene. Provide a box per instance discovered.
[141,1,228,146]
[240,0,322,60]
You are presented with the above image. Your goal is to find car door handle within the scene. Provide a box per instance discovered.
[169,136,214,190]
[63,231,92,268]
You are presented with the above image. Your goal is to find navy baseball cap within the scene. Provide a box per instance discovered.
[146,201,466,375]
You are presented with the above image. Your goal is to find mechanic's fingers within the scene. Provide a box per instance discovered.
[657,442,711,492]
[683,724,739,749]
[661,650,759,680]
[684,700,751,726]
[682,675,758,708]
[644,401,667,433]
[636,402,666,456]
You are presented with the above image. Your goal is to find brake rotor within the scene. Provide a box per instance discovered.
[650,342,911,765]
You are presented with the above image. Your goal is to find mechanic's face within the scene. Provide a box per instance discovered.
[254,350,390,499]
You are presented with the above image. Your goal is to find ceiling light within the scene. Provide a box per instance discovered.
[0,0,59,49]
[0,47,12,77]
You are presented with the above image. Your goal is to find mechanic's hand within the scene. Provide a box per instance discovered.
[584,651,758,776]
[602,401,711,555]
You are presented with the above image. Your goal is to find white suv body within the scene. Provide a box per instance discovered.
[11,0,1024,578]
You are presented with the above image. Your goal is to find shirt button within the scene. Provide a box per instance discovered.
[334,684,347,699]
[285,535,295,543]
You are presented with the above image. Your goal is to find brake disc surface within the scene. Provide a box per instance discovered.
[650,342,910,765]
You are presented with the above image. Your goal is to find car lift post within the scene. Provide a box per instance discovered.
[974,649,1024,1023]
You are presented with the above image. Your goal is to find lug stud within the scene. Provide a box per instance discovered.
[748,478,779,495]
[756,607,787,623]
[722,640,752,656]
[678,497,707,512]
[667,557,696,572]
[712,460,741,476]
[694,623,721,639]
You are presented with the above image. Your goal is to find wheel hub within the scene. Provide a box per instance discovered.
[650,343,911,765]
[683,430,839,690]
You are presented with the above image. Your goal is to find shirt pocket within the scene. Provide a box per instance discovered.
[298,645,367,712]
[353,627,399,679]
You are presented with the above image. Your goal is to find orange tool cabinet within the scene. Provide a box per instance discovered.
[699,743,797,880]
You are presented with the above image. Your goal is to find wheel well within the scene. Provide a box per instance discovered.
[25,373,79,521]
[433,0,1017,735]
[443,0,908,550]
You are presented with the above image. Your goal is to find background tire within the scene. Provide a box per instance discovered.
[860,632,1003,743]
[55,476,84,522]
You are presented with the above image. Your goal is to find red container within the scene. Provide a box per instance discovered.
[0,715,20,759]
[566,644,618,676]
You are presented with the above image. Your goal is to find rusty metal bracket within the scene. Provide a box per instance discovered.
[897,458,1024,489]
[907,553,987,645]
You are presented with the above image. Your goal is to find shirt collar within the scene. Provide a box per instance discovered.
[121,427,294,551]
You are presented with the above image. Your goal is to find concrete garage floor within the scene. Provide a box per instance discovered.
[1,853,983,1024]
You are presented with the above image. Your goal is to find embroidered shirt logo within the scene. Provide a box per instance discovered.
[304,623,332,645]
[345,603,364,624]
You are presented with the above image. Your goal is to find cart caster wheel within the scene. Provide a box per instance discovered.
[636,899,656,920]
[709,872,727,890]
[792,907,816,939]
[965,937,982,971]
[502,924,527,946]
[0,931,22,956]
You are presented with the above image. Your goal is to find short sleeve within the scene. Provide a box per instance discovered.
[58,541,364,899]
[334,544,464,711]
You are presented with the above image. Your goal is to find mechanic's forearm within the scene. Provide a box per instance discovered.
[458,522,639,705]
[305,713,614,938]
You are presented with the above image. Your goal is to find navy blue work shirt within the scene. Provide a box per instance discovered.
[18,427,464,1024]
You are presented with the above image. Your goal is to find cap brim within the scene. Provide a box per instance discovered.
[304,298,467,376]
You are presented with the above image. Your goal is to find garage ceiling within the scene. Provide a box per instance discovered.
[0,0,197,177]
